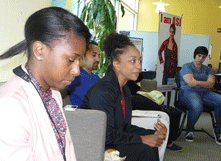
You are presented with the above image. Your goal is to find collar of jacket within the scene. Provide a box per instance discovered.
[105,65,131,98]
[166,37,176,45]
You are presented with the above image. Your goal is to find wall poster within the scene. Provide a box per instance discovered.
[130,37,143,67]
[156,12,182,89]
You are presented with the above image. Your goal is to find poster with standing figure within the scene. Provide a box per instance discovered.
[156,12,182,89]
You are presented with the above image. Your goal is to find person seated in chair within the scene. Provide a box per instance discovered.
[127,74,183,152]
[67,40,100,108]
[81,32,168,161]
[180,46,221,145]
[0,7,91,160]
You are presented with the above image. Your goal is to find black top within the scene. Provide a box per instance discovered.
[126,73,143,95]
[165,48,172,73]
[81,66,154,149]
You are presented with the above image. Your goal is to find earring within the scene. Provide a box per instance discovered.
[116,72,119,76]
[37,56,41,60]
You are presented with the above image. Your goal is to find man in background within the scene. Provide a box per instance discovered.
[67,41,100,107]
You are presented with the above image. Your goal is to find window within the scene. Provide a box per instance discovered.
[116,0,139,31]
[122,0,139,12]
[71,0,85,17]
[71,0,139,31]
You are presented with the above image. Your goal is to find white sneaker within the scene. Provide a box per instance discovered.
[185,132,194,142]
[213,130,221,145]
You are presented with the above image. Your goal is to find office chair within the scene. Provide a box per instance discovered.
[174,67,216,139]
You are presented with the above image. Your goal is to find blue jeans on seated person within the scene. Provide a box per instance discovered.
[179,90,221,134]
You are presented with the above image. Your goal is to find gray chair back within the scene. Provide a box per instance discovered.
[64,109,107,161]
[140,79,157,91]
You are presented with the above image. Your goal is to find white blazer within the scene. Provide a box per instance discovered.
[0,65,76,161]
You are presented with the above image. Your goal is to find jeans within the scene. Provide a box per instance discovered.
[179,90,221,133]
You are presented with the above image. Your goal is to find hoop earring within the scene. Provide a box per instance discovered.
[116,72,119,76]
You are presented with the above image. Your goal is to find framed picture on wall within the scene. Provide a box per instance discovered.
[129,37,143,56]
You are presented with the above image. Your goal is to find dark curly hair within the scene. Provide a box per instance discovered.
[103,32,135,64]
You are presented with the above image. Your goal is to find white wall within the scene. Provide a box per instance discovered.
[0,0,50,82]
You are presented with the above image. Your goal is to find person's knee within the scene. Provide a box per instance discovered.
[189,102,203,113]
[118,144,159,161]
[140,146,159,161]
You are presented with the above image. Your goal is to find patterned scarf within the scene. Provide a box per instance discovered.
[25,64,67,157]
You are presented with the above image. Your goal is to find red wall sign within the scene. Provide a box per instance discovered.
[160,14,182,26]
[217,28,221,33]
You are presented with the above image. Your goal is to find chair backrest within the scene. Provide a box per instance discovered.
[174,67,182,88]
[140,79,157,91]
[173,67,183,106]
[64,109,107,161]
[141,71,156,79]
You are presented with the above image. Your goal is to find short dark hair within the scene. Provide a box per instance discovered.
[85,40,99,56]
[0,7,91,60]
[193,46,208,58]
[170,24,176,34]
[103,32,135,64]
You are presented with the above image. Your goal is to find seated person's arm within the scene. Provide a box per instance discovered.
[140,119,167,147]
[183,73,200,88]
[197,75,215,89]
[183,74,215,89]
[83,85,166,148]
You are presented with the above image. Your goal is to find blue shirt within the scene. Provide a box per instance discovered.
[67,68,100,108]
[180,62,214,92]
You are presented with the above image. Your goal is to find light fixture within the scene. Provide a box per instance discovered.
[219,6,221,9]
[153,0,169,13]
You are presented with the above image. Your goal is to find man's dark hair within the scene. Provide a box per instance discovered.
[85,40,99,56]
[193,46,208,59]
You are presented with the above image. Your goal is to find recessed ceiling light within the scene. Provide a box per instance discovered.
[219,6,221,9]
